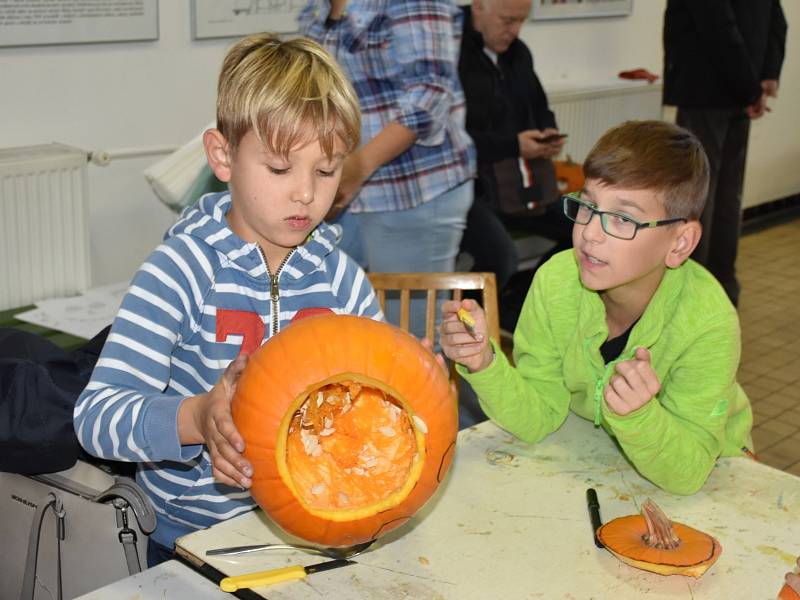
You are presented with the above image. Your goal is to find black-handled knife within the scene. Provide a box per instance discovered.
[586,488,604,548]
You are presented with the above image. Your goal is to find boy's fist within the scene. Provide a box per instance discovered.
[439,299,493,373]
[604,347,661,416]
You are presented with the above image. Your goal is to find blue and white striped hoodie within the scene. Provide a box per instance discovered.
[74,192,382,547]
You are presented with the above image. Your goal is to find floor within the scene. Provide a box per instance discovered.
[737,215,800,475]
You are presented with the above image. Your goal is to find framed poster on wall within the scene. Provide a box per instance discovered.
[531,0,633,21]
[0,0,159,47]
[192,0,304,39]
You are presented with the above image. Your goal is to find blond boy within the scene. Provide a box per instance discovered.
[74,35,381,563]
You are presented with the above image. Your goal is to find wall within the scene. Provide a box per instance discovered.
[518,0,800,209]
[1,1,798,287]
[1,3,231,287]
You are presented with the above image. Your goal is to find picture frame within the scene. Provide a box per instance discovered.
[0,0,159,48]
[191,0,304,40]
[530,0,633,21]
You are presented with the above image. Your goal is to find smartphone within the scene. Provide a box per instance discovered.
[538,132,568,144]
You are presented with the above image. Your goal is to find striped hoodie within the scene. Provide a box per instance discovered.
[74,192,382,547]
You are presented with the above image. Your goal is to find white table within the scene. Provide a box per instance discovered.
[79,414,800,599]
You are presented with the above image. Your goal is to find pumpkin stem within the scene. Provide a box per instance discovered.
[640,499,681,550]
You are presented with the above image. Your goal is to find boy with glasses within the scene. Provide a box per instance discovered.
[440,120,753,495]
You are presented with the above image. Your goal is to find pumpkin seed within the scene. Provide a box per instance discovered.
[412,415,428,434]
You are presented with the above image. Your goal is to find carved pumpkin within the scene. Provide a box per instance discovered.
[232,313,457,548]
[596,499,722,578]
[554,157,585,194]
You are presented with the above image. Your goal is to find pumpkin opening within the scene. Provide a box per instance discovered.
[282,379,426,520]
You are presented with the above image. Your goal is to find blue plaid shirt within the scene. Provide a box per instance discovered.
[299,0,476,213]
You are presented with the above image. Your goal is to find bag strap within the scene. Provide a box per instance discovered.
[20,492,64,600]
[93,476,157,534]
[93,476,157,575]
[113,500,145,575]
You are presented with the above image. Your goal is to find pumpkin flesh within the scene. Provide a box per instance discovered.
[285,381,420,514]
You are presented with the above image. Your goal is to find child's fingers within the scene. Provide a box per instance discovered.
[212,456,251,489]
[786,571,800,593]
[603,385,627,415]
[211,435,252,487]
[448,342,486,360]
[441,299,462,317]
[615,361,648,395]
[627,354,662,397]
[216,413,245,453]
[441,318,484,343]
[635,347,651,362]
[224,353,249,379]
[608,374,634,402]
[616,356,661,398]
[460,297,482,311]
[433,351,449,374]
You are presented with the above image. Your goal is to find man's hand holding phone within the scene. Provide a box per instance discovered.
[537,131,568,144]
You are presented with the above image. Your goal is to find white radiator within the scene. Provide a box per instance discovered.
[549,81,664,162]
[0,144,90,310]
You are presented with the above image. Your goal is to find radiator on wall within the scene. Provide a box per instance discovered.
[0,144,90,310]
[549,81,664,163]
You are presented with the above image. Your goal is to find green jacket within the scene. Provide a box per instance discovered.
[462,250,753,495]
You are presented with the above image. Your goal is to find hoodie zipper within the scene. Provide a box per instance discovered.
[584,337,639,426]
[257,246,294,336]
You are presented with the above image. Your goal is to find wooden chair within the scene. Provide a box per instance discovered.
[366,272,500,343]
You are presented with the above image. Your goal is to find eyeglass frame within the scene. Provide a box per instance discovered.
[561,192,688,240]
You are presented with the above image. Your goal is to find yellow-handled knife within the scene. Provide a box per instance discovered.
[219,558,355,592]
[457,307,478,337]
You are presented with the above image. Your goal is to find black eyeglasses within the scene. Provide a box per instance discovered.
[562,193,687,241]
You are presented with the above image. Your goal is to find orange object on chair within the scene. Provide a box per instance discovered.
[555,158,585,194]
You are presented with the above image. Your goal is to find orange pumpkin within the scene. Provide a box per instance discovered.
[596,499,722,578]
[780,583,800,600]
[232,313,457,548]
[555,157,585,194]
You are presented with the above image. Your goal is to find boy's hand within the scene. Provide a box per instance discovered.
[195,354,253,488]
[439,299,493,374]
[604,347,661,416]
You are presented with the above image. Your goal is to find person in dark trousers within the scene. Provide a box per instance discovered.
[663,0,787,306]
[458,0,571,331]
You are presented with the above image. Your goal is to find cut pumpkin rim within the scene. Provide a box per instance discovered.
[276,373,428,522]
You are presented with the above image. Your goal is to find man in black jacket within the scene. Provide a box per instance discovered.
[458,0,569,331]
[663,0,787,306]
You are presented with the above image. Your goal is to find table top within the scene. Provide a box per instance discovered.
[83,413,800,599]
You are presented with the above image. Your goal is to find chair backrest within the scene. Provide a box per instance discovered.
[366,272,500,343]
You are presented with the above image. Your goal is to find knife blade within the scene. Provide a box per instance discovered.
[219,558,355,592]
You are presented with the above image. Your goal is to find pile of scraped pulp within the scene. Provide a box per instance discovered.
[286,381,423,510]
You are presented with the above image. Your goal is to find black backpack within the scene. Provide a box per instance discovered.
[0,326,109,475]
